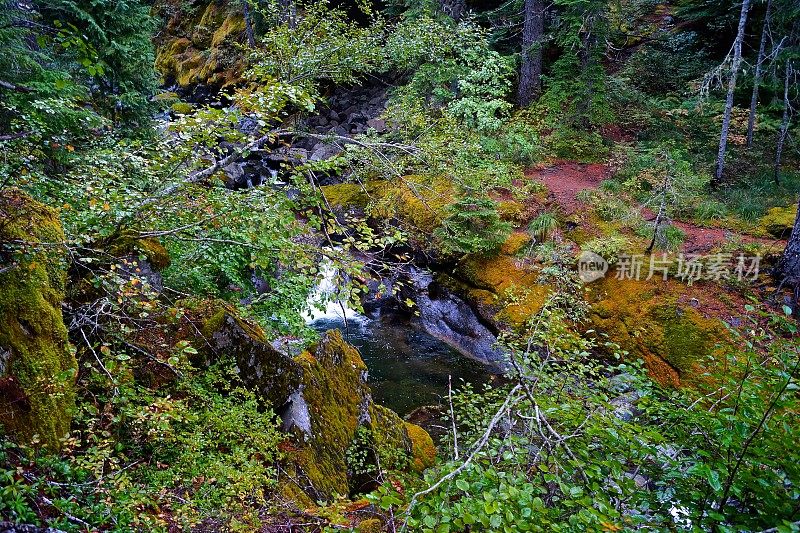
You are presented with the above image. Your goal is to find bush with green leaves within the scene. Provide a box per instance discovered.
[373,302,800,532]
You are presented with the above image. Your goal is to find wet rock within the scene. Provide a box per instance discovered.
[280,330,435,500]
[366,118,386,132]
[407,268,506,366]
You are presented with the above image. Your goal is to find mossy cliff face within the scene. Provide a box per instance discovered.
[0,189,77,448]
[454,234,550,329]
[153,0,246,90]
[281,330,435,501]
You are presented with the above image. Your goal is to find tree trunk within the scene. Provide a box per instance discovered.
[774,60,792,183]
[517,0,545,106]
[780,197,800,286]
[714,0,751,183]
[243,0,256,47]
[279,0,295,27]
[440,0,466,21]
[576,31,597,130]
[746,0,772,148]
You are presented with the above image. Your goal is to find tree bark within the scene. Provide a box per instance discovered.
[243,0,256,47]
[774,60,792,183]
[746,0,772,148]
[517,0,545,106]
[780,196,800,286]
[714,0,751,183]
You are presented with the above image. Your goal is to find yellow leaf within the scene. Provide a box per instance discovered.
[103,202,110,211]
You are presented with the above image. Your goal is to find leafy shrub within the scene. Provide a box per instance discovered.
[545,127,610,162]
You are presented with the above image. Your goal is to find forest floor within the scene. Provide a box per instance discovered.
[525,161,786,255]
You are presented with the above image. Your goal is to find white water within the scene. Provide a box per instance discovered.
[302,260,362,323]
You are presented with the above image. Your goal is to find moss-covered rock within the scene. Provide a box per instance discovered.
[153,0,246,90]
[280,330,435,501]
[357,518,383,533]
[0,189,77,448]
[370,175,454,236]
[455,250,549,329]
[404,421,436,472]
[759,205,797,238]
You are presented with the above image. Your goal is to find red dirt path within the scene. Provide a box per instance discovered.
[525,162,785,254]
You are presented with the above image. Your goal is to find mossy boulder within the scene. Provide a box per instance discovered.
[370,175,454,237]
[280,330,435,501]
[0,189,77,448]
[178,300,304,408]
[320,182,374,211]
[153,0,246,90]
[455,250,549,329]
[587,277,729,386]
[759,205,797,238]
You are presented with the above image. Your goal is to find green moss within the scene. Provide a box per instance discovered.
[155,3,246,88]
[170,101,194,115]
[648,305,720,376]
[497,200,526,223]
[285,331,434,500]
[759,205,797,238]
[211,14,245,48]
[357,518,383,533]
[587,277,729,386]
[404,422,436,472]
[321,183,371,210]
[370,175,453,236]
[0,189,77,448]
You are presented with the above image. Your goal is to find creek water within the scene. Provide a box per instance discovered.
[305,261,492,415]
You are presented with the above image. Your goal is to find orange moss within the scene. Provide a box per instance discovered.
[586,277,730,386]
[500,232,532,255]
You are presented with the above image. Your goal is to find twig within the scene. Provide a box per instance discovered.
[401,385,523,531]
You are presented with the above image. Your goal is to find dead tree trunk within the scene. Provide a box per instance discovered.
[746,0,772,148]
[774,60,793,183]
[714,0,751,183]
[517,0,545,106]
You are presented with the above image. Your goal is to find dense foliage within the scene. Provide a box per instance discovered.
[1,0,799,530]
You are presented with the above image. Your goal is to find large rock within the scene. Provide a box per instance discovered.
[153,0,246,93]
[280,330,435,502]
[175,306,435,502]
[0,190,77,448]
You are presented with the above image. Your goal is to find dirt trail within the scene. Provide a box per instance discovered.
[525,162,784,254]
